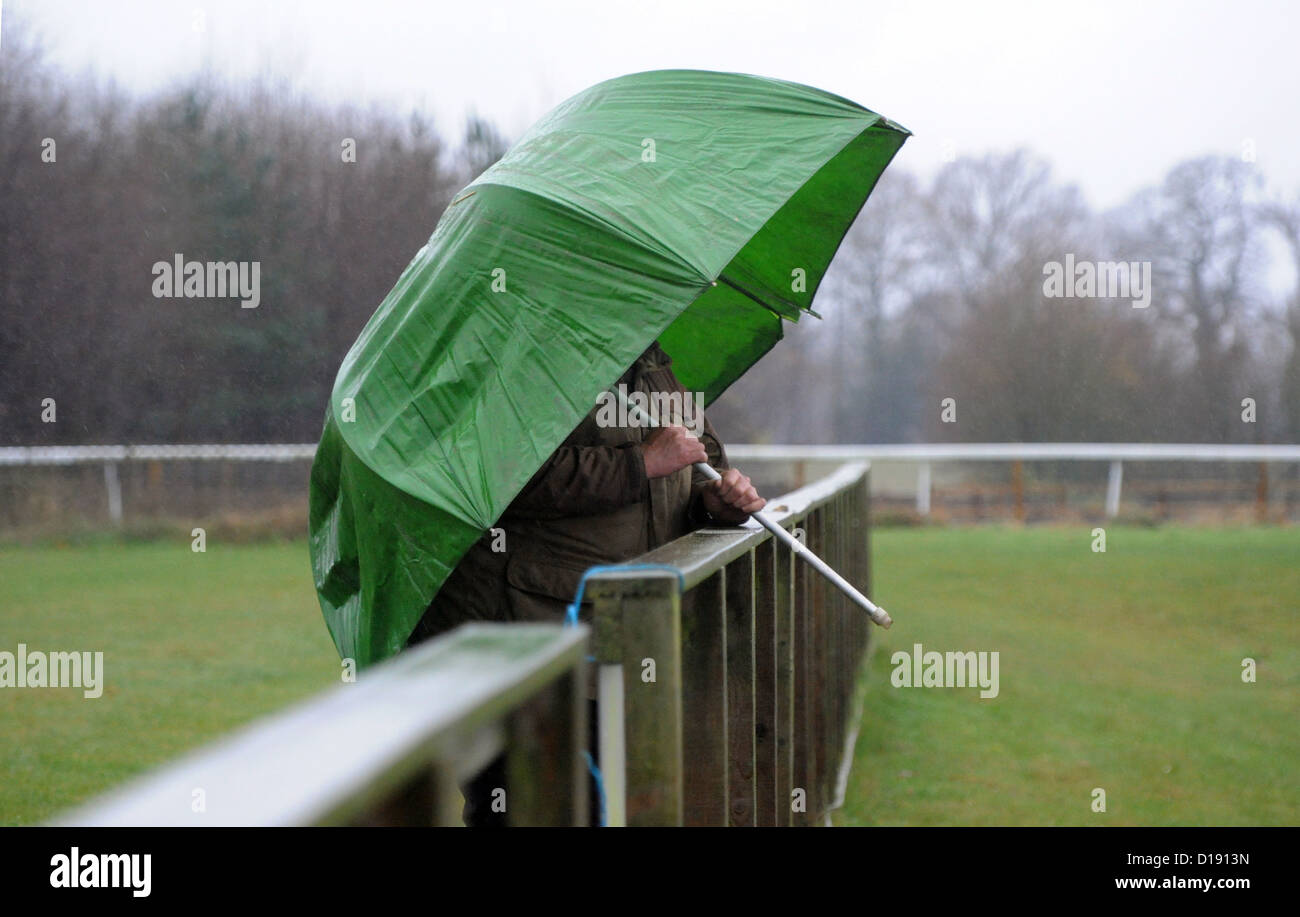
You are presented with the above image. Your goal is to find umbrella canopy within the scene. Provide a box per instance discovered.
[310,69,910,666]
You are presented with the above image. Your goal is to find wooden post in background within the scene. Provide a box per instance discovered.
[1011,459,1025,522]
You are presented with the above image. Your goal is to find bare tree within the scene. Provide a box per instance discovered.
[1264,193,1300,440]
[1122,156,1268,441]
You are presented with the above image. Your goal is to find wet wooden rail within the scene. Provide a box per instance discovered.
[55,624,590,826]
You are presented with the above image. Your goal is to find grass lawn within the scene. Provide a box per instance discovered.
[835,525,1300,826]
[1,527,1296,826]
[0,538,338,825]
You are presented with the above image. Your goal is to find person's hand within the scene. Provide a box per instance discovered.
[640,425,708,479]
[700,468,765,523]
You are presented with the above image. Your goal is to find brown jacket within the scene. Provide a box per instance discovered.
[409,342,729,643]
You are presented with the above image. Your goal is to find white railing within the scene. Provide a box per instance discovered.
[0,444,317,525]
[0,444,316,465]
[4,442,1298,522]
[6,442,1296,467]
[727,443,1300,519]
[727,443,1300,462]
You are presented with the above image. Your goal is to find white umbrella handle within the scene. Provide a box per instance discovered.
[613,386,892,628]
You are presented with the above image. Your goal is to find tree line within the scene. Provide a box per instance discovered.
[2,20,503,446]
[716,150,1300,447]
[3,19,1298,449]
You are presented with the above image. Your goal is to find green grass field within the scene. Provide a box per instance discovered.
[0,539,339,825]
[836,526,1300,826]
[1,527,1296,825]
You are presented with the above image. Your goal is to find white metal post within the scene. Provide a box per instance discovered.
[1106,460,1123,518]
[916,461,932,516]
[597,663,626,827]
[103,461,123,525]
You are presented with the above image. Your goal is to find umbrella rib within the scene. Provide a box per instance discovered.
[715,273,820,321]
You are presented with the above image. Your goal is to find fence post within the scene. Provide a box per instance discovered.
[828,494,847,811]
[726,549,756,826]
[103,461,123,526]
[596,664,626,827]
[773,534,796,826]
[1106,460,1124,519]
[1011,459,1025,522]
[809,507,831,821]
[590,569,683,826]
[505,670,587,826]
[858,465,873,608]
[792,521,813,825]
[916,461,932,516]
[753,538,779,826]
[682,570,729,826]
[431,762,465,826]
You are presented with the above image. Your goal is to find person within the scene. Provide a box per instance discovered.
[406,340,764,825]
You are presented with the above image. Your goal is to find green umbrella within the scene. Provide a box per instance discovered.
[309,69,910,667]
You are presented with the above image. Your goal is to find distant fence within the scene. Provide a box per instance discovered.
[0,444,314,532]
[4,443,1299,532]
[728,444,1300,523]
[54,463,876,827]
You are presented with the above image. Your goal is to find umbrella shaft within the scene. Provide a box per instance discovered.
[613,386,891,628]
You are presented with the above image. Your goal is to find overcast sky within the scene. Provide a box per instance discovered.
[8,0,1300,210]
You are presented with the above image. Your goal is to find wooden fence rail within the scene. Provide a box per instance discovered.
[56,624,590,826]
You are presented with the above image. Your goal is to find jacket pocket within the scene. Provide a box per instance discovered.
[505,543,598,604]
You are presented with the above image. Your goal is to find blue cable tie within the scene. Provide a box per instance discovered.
[564,563,685,627]
[584,751,607,827]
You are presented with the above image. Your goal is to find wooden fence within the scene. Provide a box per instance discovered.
[54,462,875,827]
[590,461,873,826]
